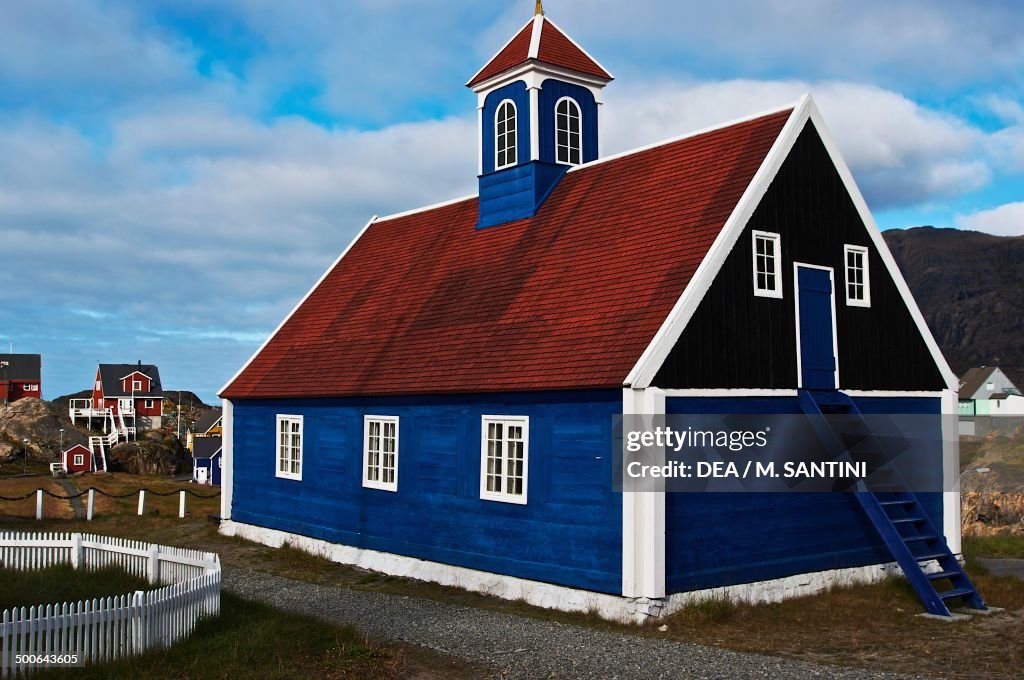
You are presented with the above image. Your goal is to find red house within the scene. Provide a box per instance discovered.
[62,444,92,474]
[70,362,164,433]
[0,354,42,404]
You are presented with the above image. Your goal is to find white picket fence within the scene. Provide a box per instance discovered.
[0,532,220,677]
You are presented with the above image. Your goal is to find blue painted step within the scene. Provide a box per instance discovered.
[798,389,988,617]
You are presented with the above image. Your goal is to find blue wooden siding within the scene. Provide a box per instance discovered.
[231,390,622,593]
[193,453,222,485]
[477,160,568,229]
[537,80,598,165]
[481,82,531,175]
[663,396,944,593]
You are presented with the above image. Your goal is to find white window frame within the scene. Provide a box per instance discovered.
[554,96,582,165]
[275,414,303,481]
[843,244,871,307]
[144,399,154,409]
[132,379,142,391]
[494,99,518,170]
[479,415,529,505]
[26,384,38,392]
[73,454,84,466]
[363,415,399,492]
[752,230,783,298]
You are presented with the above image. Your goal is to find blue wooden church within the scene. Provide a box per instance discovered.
[219,7,979,620]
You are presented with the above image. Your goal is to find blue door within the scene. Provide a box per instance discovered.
[797,266,837,389]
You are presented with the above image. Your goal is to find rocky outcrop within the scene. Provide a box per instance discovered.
[962,492,1024,536]
[106,430,190,476]
[0,398,88,461]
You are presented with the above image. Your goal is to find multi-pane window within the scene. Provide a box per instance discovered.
[555,97,582,165]
[495,100,517,169]
[132,380,142,391]
[844,245,870,307]
[363,416,399,492]
[752,231,782,298]
[276,414,303,480]
[480,416,529,504]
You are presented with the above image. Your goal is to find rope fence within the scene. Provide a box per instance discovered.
[0,487,220,521]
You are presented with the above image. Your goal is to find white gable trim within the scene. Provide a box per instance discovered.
[376,194,476,223]
[624,95,812,388]
[625,94,958,391]
[218,216,379,396]
[528,15,543,59]
[804,99,958,390]
[466,17,535,87]
[540,16,614,81]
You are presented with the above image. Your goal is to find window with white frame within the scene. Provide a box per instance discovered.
[144,399,154,409]
[555,97,582,165]
[480,416,528,504]
[844,245,870,307]
[73,454,84,466]
[363,416,399,491]
[752,230,782,298]
[275,414,303,480]
[495,100,517,169]
[25,384,38,392]
[132,379,142,391]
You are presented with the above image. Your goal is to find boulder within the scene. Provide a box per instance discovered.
[107,432,190,476]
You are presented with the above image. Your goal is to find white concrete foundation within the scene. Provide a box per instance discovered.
[221,519,907,624]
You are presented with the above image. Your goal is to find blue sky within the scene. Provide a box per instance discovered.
[1,0,1022,403]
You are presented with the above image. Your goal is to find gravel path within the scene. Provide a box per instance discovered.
[224,566,922,679]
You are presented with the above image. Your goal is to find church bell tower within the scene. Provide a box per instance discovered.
[467,4,613,228]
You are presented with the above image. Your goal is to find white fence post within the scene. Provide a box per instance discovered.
[179,491,186,519]
[137,490,146,516]
[148,545,160,585]
[36,489,44,520]
[71,533,83,569]
[87,489,95,521]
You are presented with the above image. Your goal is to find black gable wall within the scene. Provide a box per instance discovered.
[653,122,947,391]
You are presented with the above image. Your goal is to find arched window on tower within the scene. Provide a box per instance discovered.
[495,100,518,169]
[555,97,582,165]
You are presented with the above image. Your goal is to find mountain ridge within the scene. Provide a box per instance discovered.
[882,226,1024,388]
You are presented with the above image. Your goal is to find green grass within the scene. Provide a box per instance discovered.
[35,592,399,680]
[0,565,152,611]
[964,534,1024,560]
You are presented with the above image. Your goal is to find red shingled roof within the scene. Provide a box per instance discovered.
[222,109,793,399]
[467,16,611,88]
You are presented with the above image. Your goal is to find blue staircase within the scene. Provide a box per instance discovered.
[798,389,987,617]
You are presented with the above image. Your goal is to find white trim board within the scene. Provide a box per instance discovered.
[662,389,799,397]
[621,387,665,599]
[221,519,911,624]
[218,215,378,396]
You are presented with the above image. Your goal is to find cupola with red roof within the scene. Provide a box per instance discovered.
[468,3,613,228]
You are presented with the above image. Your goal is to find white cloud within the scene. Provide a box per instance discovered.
[956,202,1024,237]
[603,79,988,210]
[525,0,1024,90]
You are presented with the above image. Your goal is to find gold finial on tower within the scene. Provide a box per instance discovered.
[535,0,544,16]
